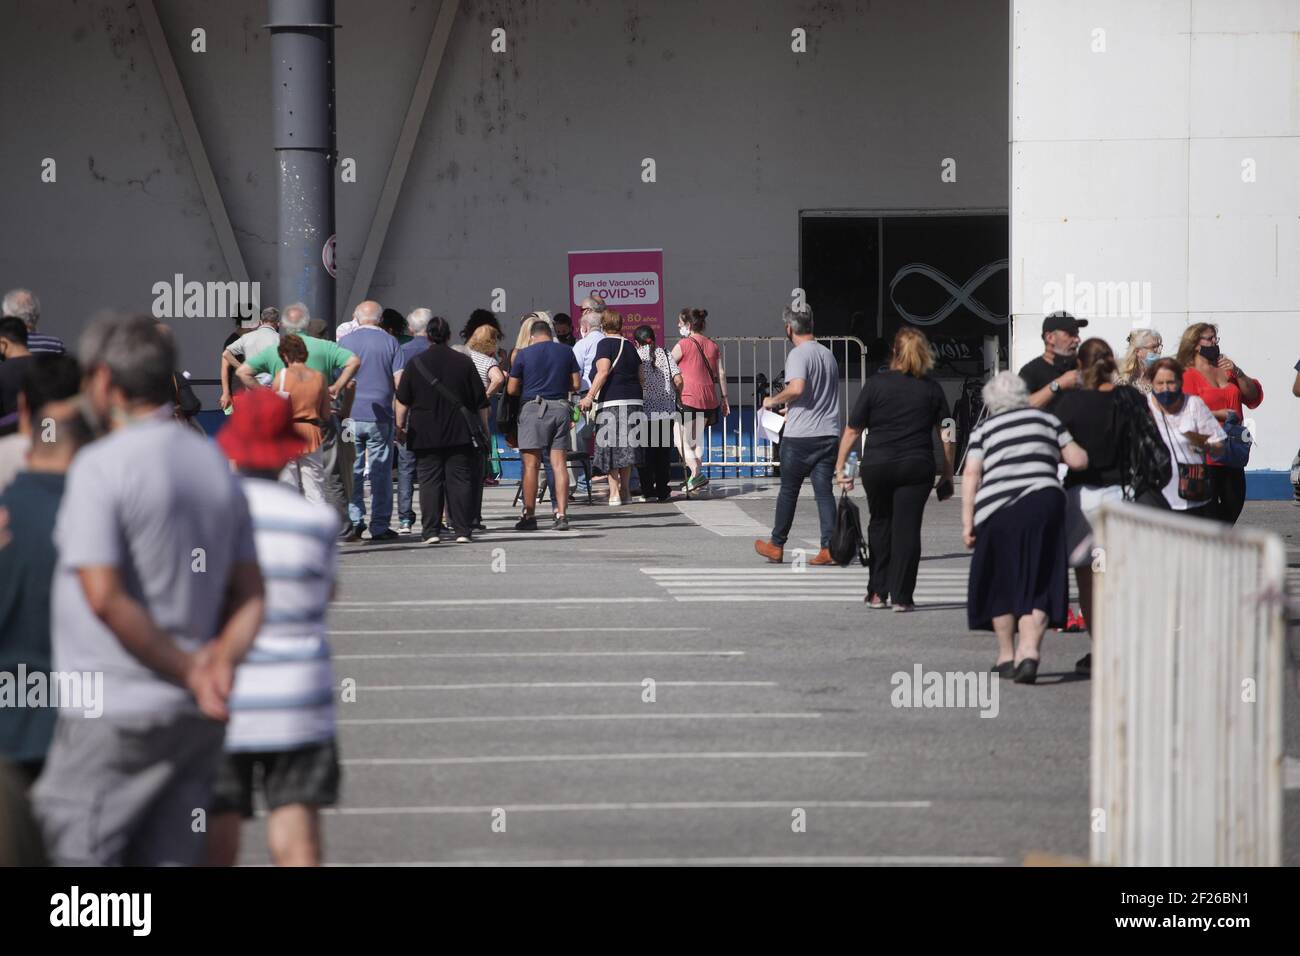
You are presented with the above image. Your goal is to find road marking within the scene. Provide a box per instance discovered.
[322,855,1004,866]
[324,799,926,814]
[331,597,663,608]
[354,680,776,691]
[343,750,869,767]
[334,651,745,660]
[673,500,770,536]
[339,712,821,725]
[329,627,707,635]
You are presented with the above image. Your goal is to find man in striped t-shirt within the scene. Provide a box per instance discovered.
[2,289,64,354]
[212,389,341,866]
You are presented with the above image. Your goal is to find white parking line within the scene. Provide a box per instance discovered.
[331,597,663,608]
[339,712,820,725]
[354,680,776,691]
[329,627,706,635]
[323,855,1004,866]
[334,651,744,660]
[324,799,926,814]
[343,750,869,767]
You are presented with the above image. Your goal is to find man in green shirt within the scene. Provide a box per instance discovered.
[235,303,360,532]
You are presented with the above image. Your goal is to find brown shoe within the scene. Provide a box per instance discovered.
[754,539,783,563]
[809,548,834,566]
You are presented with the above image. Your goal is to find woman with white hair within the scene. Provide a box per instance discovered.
[962,371,1089,684]
[1116,328,1162,394]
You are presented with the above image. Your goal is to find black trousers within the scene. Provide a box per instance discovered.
[1210,466,1247,525]
[638,444,673,500]
[415,444,477,539]
[861,457,933,605]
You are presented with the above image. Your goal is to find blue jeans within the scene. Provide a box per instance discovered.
[770,435,838,549]
[396,443,417,525]
[349,420,394,534]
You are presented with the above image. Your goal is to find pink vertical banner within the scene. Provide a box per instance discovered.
[568,248,664,345]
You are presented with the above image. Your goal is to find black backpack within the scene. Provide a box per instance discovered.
[830,491,869,567]
[1114,385,1172,505]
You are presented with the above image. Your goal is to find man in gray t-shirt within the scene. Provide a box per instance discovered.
[754,304,841,564]
[32,314,264,866]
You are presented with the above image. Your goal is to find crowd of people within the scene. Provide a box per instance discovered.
[0,277,1293,864]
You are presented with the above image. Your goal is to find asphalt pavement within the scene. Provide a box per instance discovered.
[235,480,1300,866]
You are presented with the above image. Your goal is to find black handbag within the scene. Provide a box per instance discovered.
[829,490,869,567]
[1155,408,1212,503]
[1115,385,1172,502]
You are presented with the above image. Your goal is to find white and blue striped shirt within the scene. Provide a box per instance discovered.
[226,477,338,752]
[966,407,1072,528]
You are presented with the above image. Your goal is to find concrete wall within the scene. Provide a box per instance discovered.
[1010,0,1300,473]
[0,0,1008,399]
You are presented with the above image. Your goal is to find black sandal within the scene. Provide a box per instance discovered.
[991,661,1015,680]
[1013,657,1039,684]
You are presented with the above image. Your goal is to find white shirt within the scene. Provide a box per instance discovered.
[572,330,606,391]
[1148,393,1226,511]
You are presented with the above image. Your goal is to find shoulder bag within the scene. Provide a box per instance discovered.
[684,334,722,427]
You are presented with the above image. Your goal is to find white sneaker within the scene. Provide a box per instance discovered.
[423,535,441,545]
[608,497,623,507]
[455,535,471,543]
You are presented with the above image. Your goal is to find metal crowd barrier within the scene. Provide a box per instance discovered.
[1090,501,1287,866]
[699,335,869,476]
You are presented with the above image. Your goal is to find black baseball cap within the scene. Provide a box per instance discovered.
[1042,311,1088,336]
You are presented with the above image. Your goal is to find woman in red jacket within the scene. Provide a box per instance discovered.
[1175,323,1263,524]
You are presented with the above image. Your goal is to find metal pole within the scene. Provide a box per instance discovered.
[269,0,337,332]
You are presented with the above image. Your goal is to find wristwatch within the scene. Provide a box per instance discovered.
[1049,379,1062,394]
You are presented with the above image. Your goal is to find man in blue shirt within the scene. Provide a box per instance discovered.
[338,301,403,542]
[508,321,580,532]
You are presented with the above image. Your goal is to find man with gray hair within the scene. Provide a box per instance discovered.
[2,288,64,355]
[754,303,841,565]
[220,306,281,411]
[32,313,265,865]
[338,301,403,542]
[572,296,607,393]
[393,308,435,533]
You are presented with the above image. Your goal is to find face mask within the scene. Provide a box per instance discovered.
[1143,352,1160,366]
[678,325,690,337]
[1199,344,1220,363]
[1052,353,1077,373]
[1154,389,1182,408]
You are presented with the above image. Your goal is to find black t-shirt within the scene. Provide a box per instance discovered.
[1019,356,1062,407]
[848,370,950,465]
[593,336,642,403]
[0,355,34,434]
[1053,388,1125,488]
[395,344,489,450]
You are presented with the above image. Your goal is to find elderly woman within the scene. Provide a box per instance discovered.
[633,324,683,502]
[273,333,332,504]
[1116,328,1162,394]
[465,324,507,525]
[578,311,644,505]
[963,372,1089,684]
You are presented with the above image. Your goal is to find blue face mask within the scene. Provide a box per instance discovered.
[1143,352,1160,366]
[1154,389,1182,408]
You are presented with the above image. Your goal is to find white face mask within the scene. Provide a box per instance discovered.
[678,325,690,337]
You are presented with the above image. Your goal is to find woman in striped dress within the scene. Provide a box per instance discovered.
[962,372,1090,684]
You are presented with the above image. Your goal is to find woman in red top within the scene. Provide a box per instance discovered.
[670,308,729,492]
[1176,322,1263,525]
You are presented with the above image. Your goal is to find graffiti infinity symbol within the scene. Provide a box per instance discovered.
[888,259,1008,326]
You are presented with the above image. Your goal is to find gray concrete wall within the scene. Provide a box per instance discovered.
[0,0,1007,395]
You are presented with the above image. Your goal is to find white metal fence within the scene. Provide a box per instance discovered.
[1090,502,1287,866]
[698,335,869,474]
